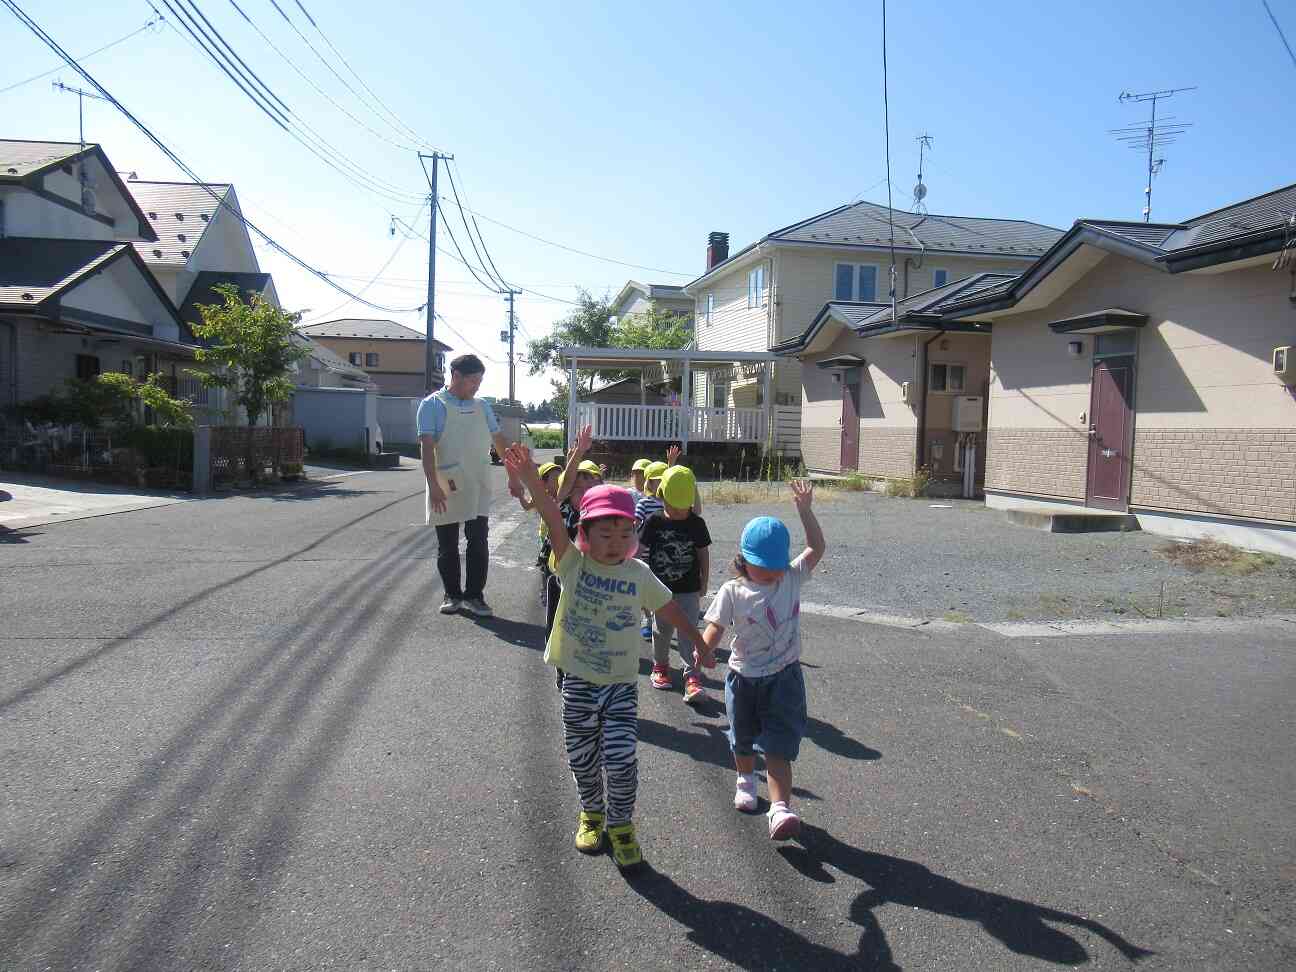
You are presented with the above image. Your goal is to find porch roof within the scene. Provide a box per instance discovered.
[560,346,780,368]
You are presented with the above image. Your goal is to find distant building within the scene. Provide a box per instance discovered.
[295,318,452,396]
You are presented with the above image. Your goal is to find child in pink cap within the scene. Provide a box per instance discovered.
[506,444,710,871]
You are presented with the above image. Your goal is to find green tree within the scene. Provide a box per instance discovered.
[186,283,307,427]
[526,291,693,420]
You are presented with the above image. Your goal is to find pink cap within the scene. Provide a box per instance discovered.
[578,484,636,522]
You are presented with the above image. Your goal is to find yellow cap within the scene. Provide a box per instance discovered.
[631,458,652,472]
[538,461,560,479]
[643,461,669,483]
[659,465,696,509]
[578,460,603,476]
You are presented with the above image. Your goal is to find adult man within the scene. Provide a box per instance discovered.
[417,354,521,618]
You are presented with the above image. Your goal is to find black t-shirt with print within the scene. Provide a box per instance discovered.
[539,499,582,569]
[639,511,712,594]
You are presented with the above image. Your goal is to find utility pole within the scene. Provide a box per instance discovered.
[1110,87,1195,222]
[418,151,453,393]
[504,288,521,402]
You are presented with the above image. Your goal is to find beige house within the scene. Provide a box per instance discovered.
[932,183,1296,556]
[683,205,1062,455]
[610,280,693,320]
[296,318,451,396]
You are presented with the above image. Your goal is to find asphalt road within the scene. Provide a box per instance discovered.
[1,463,1292,970]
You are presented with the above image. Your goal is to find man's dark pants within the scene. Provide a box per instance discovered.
[435,516,489,600]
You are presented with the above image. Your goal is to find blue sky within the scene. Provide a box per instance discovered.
[4,0,1294,403]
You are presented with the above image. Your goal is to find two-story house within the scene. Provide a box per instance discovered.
[610,280,693,321]
[295,318,451,396]
[0,139,195,413]
[683,202,1063,469]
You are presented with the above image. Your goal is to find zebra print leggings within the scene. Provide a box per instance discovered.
[560,675,638,825]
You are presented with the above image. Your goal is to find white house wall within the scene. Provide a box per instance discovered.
[0,187,119,242]
[61,259,180,342]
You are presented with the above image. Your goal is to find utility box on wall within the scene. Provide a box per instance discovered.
[1275,346,1295,384]
[953,396,984,432]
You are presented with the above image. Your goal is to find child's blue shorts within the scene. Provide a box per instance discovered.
[725,663,807,761]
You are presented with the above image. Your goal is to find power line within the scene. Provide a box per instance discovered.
[449,159,513,291]
[436,313,504,364]
[1262,0,1296,70]
[443,161,508,292]
[0,14,160,94]
[1,0,426,314]
[880,0,898,325]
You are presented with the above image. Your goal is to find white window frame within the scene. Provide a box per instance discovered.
[833,262,880,301]
[932,268,949,288]
[928,361,966,394]
[349,352,362,366]
[365,352,380,368]
[747,265,766,309]
[704,292,714,325]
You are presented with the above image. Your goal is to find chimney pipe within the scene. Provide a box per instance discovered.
[706,231,729,270]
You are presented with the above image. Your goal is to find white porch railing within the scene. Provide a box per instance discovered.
[571,404,767,443]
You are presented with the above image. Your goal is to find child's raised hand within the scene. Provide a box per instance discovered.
[666,444,681,466]
[503,443,536,480]
[790,478,814,511]
[574,424,593,455]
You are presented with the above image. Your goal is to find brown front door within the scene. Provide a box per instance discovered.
[1086,355,1135,510]
[841,371,860,471]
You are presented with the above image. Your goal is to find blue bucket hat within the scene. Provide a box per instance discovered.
[739,516,791,571]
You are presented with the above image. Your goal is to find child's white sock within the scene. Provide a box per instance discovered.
[737,772,757,790]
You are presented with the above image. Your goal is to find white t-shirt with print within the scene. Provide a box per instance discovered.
[704,552,812,678]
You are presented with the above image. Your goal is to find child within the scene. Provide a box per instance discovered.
[505,443,709,871]
[701,480,824,841]
[640,465,712,704]
[633,460,669,527]
[628,458,652,505]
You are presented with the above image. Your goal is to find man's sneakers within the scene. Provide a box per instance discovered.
[606,822,643,871]
[767,801,801,841]
[439,596,461,615]
[682,673,707,706]
[575,810,605,854]
[734,774,759,813]
[460,596,494,618]
[649,664,672,690]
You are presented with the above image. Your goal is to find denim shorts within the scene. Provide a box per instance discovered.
[725,663,807,761]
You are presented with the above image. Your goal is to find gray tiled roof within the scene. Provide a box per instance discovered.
[772,201,1065,256]
[178,271,273,345]
[1080,221,1181,248]
[127,181,231,266]
[1167,183,1296,249]
[0,139,87,179]
[298,317,453,349]
[859,272,1020,327]
[824,301,891,327]
[0,237,125,305]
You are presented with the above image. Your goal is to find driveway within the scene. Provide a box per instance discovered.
[697,486,1296,624]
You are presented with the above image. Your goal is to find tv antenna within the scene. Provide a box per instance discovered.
[1109,86,1196,222]
[52,80,111,147]
[912,133,933,213]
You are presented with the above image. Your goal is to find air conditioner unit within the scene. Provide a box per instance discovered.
[1275,346,1295,383]
[953,395,983,432]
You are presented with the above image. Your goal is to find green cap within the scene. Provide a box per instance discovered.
[643,461,669,483]
[631,458,652,472]
[578,460,603,477]
[537,461,560,480]
[659,465,696,509]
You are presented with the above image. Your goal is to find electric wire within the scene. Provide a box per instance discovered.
[0,14,159,94]
[1263,0,1296,70]
[154,0,424,206]
[880,0,898,323]
[1,0,426,313]
[448,158,513,292]
[444,160,509,291]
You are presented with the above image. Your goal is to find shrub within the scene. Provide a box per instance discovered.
[529,427,564,449]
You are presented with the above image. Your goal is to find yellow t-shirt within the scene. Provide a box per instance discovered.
[546,546,672,684]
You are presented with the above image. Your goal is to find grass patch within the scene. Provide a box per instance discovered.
[1161,538,1280,575]
[942,609,973,623]
[841,472,874,492]
[528,427,564,449]
[701,479,850,506]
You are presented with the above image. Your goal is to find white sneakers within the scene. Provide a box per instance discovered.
[734,774,759,813]
[767,801,801,841]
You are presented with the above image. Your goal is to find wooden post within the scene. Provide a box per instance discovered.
[680,355,691,454]
[567,355,579,447]
[762,358,774,453]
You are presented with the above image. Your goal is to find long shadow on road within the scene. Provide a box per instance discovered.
[779,824,1156,968]
[0,487,425,715]
[0,507,434,968]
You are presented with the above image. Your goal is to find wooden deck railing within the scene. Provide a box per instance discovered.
[571,404,767,443]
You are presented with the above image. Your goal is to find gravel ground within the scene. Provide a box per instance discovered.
[695,485,1296,623]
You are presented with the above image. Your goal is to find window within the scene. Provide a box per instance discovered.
[711,381,728,408]
[833,263,879,301]
[75,354,100,381]
[704,293,714,325]
[932,268,949,288]
[1094,331,1137,357]
[747,265,765,309]
[929,362,965,393]
[349,352,362,365]
[434,351,445,371]
[365,352,380,367]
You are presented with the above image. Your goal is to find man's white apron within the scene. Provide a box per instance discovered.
[424,389,493,527]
